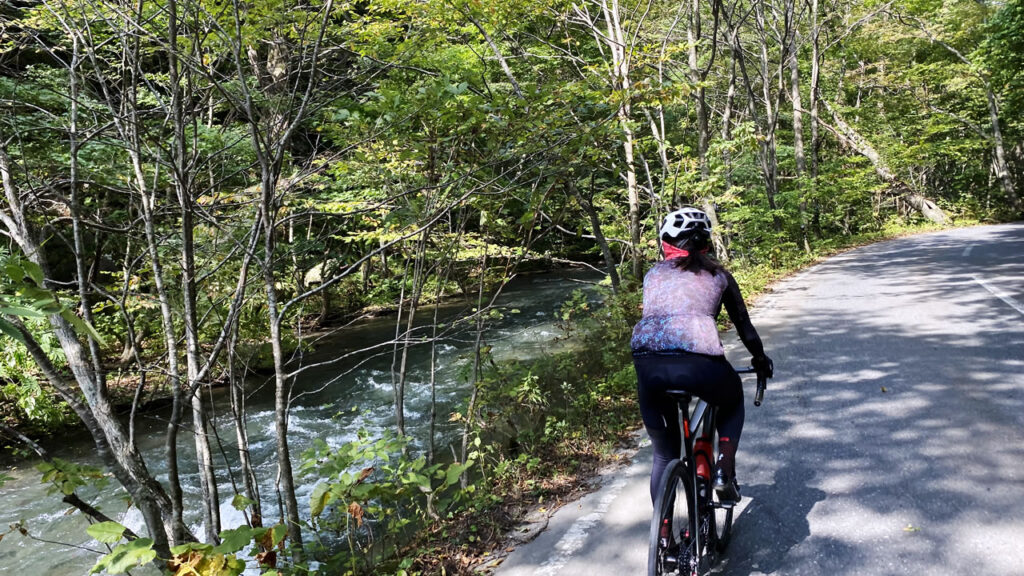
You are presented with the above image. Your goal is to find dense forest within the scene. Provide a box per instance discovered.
[0,0,1021,574]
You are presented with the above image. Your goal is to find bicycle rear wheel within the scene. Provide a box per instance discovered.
[648,459,695,576]
[712,493,734,552]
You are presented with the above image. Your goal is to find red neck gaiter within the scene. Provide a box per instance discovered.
[662,241,690,259]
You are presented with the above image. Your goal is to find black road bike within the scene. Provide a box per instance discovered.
[648,366,769,576]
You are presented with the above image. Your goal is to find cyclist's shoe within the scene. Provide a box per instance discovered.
[713,467,741,503]
[663,540,690,573]
[663,542,680,572]
[659,519,688,571]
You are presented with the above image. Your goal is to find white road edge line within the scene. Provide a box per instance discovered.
[972,274,1024,316]
[534,476,629,576]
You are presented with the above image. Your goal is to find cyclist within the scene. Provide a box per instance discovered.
[631,207,773,504]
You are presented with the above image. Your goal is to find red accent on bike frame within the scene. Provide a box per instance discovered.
[682,417,690,439]
[694,438,713,480]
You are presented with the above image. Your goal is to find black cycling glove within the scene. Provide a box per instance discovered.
[752,354,774,379]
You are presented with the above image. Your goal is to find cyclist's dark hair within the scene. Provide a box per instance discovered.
[669,233,723,275]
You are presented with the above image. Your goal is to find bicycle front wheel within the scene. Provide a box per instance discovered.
[648,459,695,576]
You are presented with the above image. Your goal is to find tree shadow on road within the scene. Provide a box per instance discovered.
[718,463,834,575]
[711,223,1024,576]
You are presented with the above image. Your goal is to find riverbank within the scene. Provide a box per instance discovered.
[0,269,614,576]
[0,261,605,456]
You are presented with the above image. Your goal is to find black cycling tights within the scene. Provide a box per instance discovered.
[633,353,743,504]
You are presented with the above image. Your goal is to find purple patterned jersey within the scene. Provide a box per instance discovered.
[630,260,728,355]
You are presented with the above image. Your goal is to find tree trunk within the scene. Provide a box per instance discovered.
[721,43,737,191]
[733,3,785,226]
[712,45,738,264]
[461,249,488,489]
[702,201,729,262]
[395,238,426,438]
[467,13,524,99]
[227,5,336,552]
[985,89,1019,212]
[391,243,423,438]
[1,317,177,557]
[0,146,177,558]
[263,220,304,550]
[573,0,642,275]
[898,14,1018,214]
[600,0,642,278]
[228,324,262,526]
[821,100,948,224]
[809,0,823,236]
[63,0,194,542]
[571,180,621,292]
[688,0,710,180]
[791,31,810,253]
[808,0,821,180]
[168,0,220,541]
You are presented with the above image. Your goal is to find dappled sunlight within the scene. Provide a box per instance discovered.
[718,225,1024,575]
[960,521,1024,575]
[810,497,924,543]
[780,420,837,440]
[815,368,893,383]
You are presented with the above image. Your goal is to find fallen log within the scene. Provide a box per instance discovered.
[819,100,948,224]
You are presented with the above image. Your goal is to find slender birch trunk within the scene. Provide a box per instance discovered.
[394,231,429,437]
[809,0,823,235]
[603,0,642,277]
[571,180,621,292]
[167,0,221,541]
[790,31,810,253]
[461,248,488,489]
[985,89,1019,211]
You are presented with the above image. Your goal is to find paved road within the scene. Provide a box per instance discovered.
[495,223,1024,576]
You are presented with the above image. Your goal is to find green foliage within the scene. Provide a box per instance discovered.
[470,284,641,473]
[167,523,285,575]
[1,363,70,428]
[982,0,1024,126]
[299,429,478,574]
[0,252,103,429]
[231,493,256,512]
[36,458,108,496]
[89,538,157,574]
[87,521,129,544]
[86,520,288,576]
[1,254,102,346]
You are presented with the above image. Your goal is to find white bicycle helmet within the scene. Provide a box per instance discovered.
[660,207,711,242]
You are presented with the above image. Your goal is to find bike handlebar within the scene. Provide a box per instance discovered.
[754,373,767,407]
[735,366,769,407]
